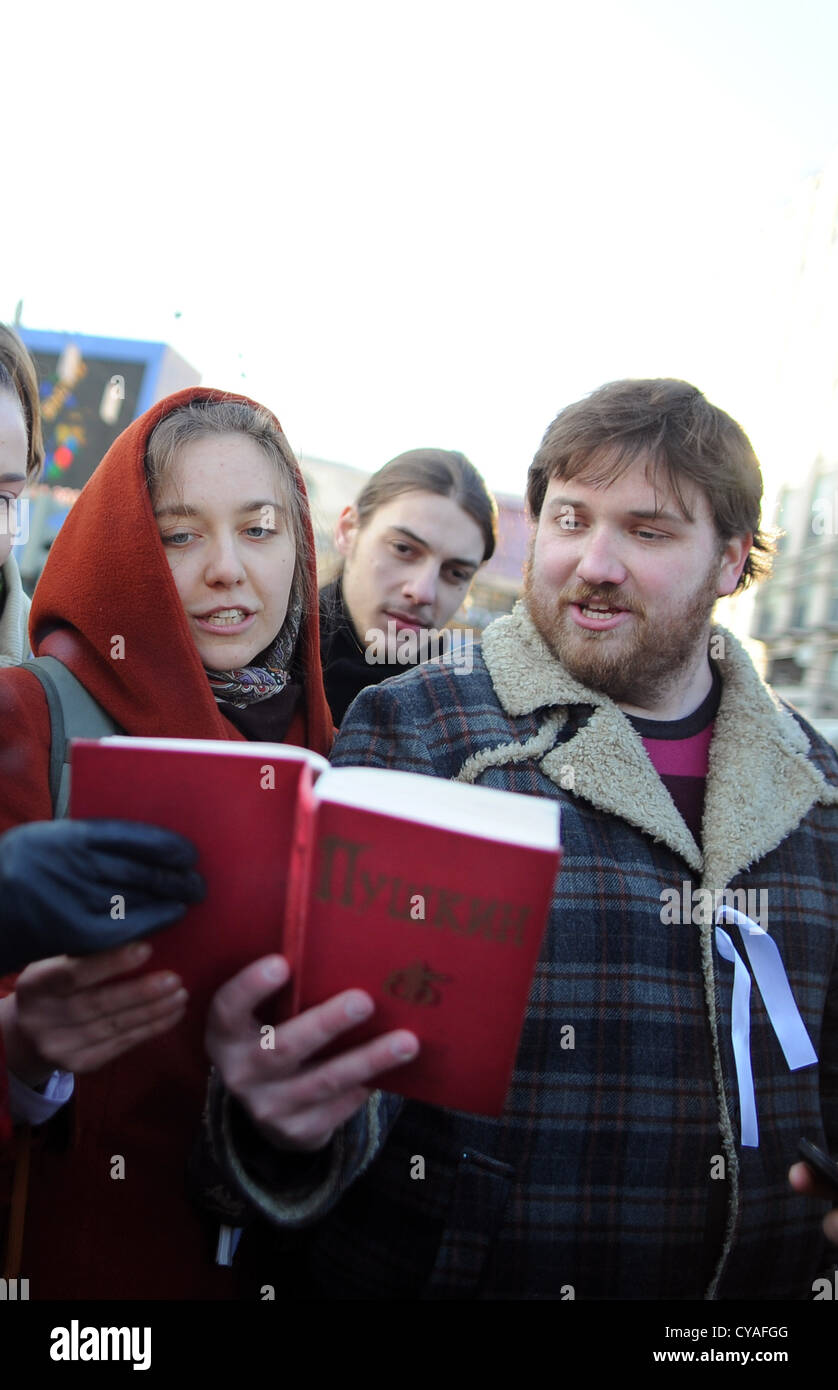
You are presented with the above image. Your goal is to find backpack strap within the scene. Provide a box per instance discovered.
[21,656,119,818]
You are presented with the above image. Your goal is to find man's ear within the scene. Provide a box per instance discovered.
[334,505,360,557]
[717,533,753,597]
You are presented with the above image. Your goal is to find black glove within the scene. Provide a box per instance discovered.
[0,819,206,973]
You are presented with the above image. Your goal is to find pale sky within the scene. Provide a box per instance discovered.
[4,0,838,499]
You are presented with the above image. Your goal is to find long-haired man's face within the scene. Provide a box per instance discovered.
[336,489,484,645]
[523,452,749,711]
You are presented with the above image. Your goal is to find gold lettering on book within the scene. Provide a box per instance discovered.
[357,869,389,910]
[314,834,529,947]
[315,835,366,906]
[384,961,452,1005]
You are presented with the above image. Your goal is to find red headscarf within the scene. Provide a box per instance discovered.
[30,384,333,752]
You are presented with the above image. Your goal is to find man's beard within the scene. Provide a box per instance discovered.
[523,560,721,710]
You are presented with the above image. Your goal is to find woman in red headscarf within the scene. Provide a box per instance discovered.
[0,387,333,1298]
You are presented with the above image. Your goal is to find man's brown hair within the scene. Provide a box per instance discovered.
[353,448,497,562]
[526,378,773,590]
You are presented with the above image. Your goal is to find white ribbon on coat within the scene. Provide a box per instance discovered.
[714,905,817,1147]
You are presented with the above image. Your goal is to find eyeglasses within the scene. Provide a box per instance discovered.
[0,496,29,543]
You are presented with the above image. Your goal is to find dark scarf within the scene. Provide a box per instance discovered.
[209,591,303,742]
[319,576,421,725]
[216,680,302,742]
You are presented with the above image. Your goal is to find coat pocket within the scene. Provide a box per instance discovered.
[424,1147,515,1298]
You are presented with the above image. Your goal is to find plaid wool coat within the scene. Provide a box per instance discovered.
[208,603,838,1300]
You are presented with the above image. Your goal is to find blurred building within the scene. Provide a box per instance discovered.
[749,157,838,746]
[299,453,373,576]
[468,493,527,627]
[752,459,838,732]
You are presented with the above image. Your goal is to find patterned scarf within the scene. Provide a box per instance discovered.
[205,589,303,709]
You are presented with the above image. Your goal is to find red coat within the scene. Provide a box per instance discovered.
[0,386,333,1298]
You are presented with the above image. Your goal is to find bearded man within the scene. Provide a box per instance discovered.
[202,379,838,1302]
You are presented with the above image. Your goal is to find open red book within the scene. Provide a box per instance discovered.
[70,738,561,1115]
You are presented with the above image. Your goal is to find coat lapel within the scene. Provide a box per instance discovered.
[481,602,838,884]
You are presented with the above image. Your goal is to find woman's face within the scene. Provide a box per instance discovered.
[153,431,297,669]
[0,391,28,570]
[336,489,484,643]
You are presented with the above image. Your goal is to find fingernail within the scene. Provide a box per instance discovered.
[261,957,286,983]
[345,993,373,1022]
[130,942,152,960]
[390,1034,418,1060]
[155,972,180,990]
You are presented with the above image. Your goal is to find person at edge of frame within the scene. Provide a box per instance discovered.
[0,321,42,669]
[318,448,497,725]
[0,386,347,1299]
[0,331,204,1150]
[197,377,838,1300]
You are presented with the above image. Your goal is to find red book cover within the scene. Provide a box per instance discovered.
[69,738,328,1047]
[287,768,562,1115]
[70,743,561,1115]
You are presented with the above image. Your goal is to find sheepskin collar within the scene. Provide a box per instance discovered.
[481,601,838,889]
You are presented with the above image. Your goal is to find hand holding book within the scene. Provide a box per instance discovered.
[0,940,187,1087]
[206,953,419,1152]
[70,738,562,1115]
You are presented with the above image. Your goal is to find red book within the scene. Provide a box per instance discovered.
[70,739,561,1115]
[70,739,328,1046]
[284,765,561,1114]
